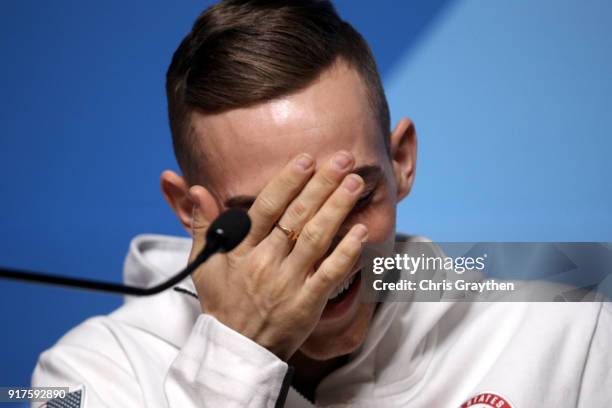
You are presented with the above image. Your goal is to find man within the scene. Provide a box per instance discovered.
[32,1,611,407]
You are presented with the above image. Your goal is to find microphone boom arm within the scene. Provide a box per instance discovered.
[0,208,250,296]
[0,240,218,296]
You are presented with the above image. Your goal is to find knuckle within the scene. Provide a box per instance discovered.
[287,200,308,220]
[301,223,325,250]
[276,174,297,192]
[316,268,336,288]
[250,252,272,275]
[191,219,210,235]
[335,244,356,265]
[315,211,338,234]
[191,219,208,230]
[255,195,279,219]
[329,193,349,212]
[226,253,241,269]
[317,171,338,190]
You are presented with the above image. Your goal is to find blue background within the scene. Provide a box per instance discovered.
[1,0,611,392]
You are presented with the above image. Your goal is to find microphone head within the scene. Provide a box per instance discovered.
[206,208,251,252]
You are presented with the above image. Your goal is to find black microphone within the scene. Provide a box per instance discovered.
[0,208,251,296]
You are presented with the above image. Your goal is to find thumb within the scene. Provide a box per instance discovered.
[188,185,211,262]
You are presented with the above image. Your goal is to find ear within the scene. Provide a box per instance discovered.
[389,118,417,202]
[160,170,218,235]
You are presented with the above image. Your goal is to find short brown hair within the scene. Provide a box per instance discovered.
[166,0,390,184]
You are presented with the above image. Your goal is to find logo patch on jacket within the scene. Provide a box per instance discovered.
[460,392,514,408]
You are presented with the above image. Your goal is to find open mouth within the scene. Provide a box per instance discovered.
[327,273,357,301]
[321,270,362,320]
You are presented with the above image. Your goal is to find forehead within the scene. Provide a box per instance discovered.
[190,62,385,201]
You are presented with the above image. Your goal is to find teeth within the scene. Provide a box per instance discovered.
[328,274,356,300]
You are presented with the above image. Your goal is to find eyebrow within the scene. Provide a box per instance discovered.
[223,164,384,209]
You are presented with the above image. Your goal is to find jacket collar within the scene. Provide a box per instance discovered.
[111,234,200,348]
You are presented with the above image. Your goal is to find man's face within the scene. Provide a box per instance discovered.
[188,62,404,360]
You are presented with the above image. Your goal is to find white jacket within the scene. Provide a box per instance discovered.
[32,234,612,407]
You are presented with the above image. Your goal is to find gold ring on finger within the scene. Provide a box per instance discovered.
[275,223,300,242]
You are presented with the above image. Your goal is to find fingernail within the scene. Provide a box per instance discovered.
[295,154,314,171]
[343,174,362,192]
[351,224,368,241]
[332,151,352,170]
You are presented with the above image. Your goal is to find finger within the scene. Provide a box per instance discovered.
[267,151,355,252]
[188,185,212,262]
[245,153,315,247]
[287,173,364,272]
[305,224,368,298]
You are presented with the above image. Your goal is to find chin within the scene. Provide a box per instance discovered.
[298,303,377,361]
